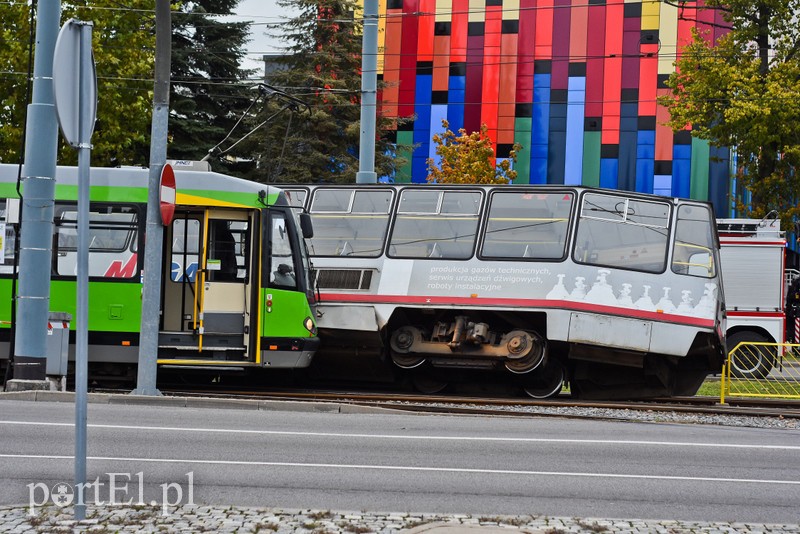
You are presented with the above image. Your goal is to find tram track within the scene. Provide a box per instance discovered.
[93,384,800,420]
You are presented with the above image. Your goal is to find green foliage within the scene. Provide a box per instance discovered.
[169,0,254,176]
[426,120,521,184]
[243,0,408,183]
[660,0,800,226]
[0,1,154,166]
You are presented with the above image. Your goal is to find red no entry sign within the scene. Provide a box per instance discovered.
[160,164,176,226]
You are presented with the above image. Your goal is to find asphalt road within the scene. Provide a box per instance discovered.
[0,398,798,523]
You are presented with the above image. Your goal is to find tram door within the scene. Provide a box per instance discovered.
[160,208,256,361]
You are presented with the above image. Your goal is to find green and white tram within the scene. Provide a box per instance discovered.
[0,163,318,379]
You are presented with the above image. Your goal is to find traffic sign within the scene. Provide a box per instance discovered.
[160,164,176,226]
[52,20,96,148]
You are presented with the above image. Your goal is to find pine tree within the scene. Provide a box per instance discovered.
[245,0,407,183]
[169,0,254,175]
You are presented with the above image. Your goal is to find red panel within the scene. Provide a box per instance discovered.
[551,0,571,90]
[465,34,484,132]
[417,0,435,61]
[432,34,451,91]
[534,0,554,61]
[516,0,536,103]
[584,3,605,117]
[601,1,623,143]
[655,88,674,160]
[482,5,502,139]
[398,0,420,116]
[450,0,468,62]
[569,1,588,64]
[621,29,640,89]
[498,33,518,144]
[638,48,658,116]
[381,6,404,118]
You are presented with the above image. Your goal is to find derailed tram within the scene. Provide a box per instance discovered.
[286,184,726,399]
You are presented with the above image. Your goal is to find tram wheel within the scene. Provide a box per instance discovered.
[389,326,427,369]
[504,330,546,374]
[522,360,565,399]
[391,351,427,369]
[411,372,448,394]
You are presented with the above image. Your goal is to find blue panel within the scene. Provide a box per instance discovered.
[565,77,586,186]
[548,131,567,184]
[673,144,691,160]
[530,144,549,159]
[447,93,465,132]
[429,104,448,162]
[673,161,691,198]
[599,159,618,189]
[449,75,466,91]
[530,157,548,184]
[654,174,672,191]
[635,159,654,193]
[412,156,429,184]
[618,130,637,191]
[654,188,672,197]
[620,103,638,131]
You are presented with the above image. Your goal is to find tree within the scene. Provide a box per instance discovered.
[660,0,800,225]
[0,1,154,166]
[426,120,521,184]
[244,0,407,183]
[169,0,255,175]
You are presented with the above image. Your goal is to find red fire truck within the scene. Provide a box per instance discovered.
[717,216,785,378]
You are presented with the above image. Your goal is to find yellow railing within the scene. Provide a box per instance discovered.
[720,342,800,403]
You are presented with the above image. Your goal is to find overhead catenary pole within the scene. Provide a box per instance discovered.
[10,0,61,389]
[133,0,171,395]
[356,0,378,184]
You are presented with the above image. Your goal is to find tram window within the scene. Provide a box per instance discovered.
[0,200,17,274]
[283,189,307,208]
[389,190,480,259]
[207,220,248,283]
[307,188,392,257]
[170,218,201,282]
[269,212,297,289]
[481,191,573,259]
[672,204,716,278]
[574,193,669,273]
[53,205,139,278]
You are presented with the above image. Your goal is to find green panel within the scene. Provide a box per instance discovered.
[514,118,533,184]
[690,137,710,201]
[582,132,601,188]
[260,288,315,338]
[395,131,414,183]
[47,280,143,332]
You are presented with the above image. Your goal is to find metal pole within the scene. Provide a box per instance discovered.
[11,0,60,388]
[133,0,170,395]
[356,0,378,184]
[74,22,93,521]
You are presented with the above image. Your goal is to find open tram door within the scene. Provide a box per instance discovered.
[159,208,258,364]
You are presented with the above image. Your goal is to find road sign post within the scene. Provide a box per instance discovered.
[52,19,96,522]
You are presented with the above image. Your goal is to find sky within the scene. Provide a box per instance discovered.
[232,0,297,73]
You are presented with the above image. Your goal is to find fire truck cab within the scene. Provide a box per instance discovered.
[717,216,785,379]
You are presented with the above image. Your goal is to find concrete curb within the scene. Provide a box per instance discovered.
[0,390,400,415]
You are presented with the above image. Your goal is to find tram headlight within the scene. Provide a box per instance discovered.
[304,316,317,335]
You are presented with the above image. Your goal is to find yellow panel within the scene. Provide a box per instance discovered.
[469,0,485,22]
[658,1,678,75]
[378,0,387,74]
[436,0,450,21]
[641,0,659,30]
[176,192,248,208]
[642,15,659,31]
[503,0,519,20]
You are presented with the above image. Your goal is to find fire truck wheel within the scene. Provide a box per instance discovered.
[727,330,775,380]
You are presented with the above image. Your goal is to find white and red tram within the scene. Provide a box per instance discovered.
[286,184,726,399]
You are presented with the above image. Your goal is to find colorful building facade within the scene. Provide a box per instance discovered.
[377,0,733,217]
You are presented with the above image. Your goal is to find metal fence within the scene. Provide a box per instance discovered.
[721,342,800,402]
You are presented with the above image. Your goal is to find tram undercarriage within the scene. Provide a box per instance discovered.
[374,307,719,400]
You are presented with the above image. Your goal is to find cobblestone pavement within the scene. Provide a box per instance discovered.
[1,505,798,533]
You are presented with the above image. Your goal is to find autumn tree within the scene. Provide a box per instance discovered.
[426,120,521,184]
[660,0,800,225]
[244,0,407,183]
[0,1,154,166]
